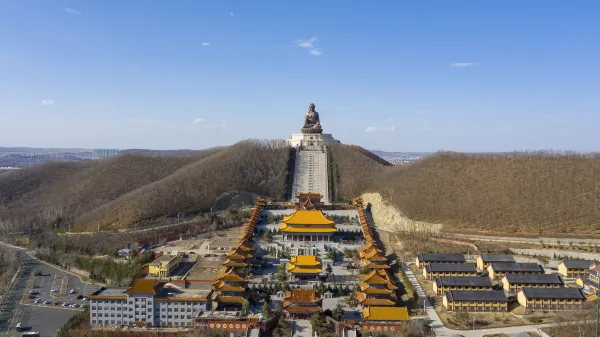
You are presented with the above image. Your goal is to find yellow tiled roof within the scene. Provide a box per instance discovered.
[361,271,394,286]
[280,224,336,233]
[215,268,245,282]
[125,279,160,295]
[223,259,248,267]
[288,266,323,274]
[362,306,410,321]
[291,255,321,266]
[362,260,390,269]
[214,282,245,292]
[214,295,248,304]
[355,292,396,306]
[359,283,394,295]
[282,210,334,225]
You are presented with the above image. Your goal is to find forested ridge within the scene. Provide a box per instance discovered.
[375,151,600,236]
[1,141,599,236]
[0,140,292,232]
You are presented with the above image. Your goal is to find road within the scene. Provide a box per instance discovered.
[0,242,101,337]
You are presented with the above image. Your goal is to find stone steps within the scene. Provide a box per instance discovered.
[291,147,330,203]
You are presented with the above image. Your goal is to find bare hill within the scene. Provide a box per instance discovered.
[376,152,600,236]
[76,140,292,230]
[0,141,293,231]
[328,143,392,201]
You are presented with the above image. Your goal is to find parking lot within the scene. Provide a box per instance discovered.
[23,267,101,309]
[0,243,102,337]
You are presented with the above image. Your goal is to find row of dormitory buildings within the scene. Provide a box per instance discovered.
[416,252,598,313]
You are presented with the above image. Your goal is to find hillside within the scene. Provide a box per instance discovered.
[0,140,293,231]
[328,143,392,201]
[375,152,600,236]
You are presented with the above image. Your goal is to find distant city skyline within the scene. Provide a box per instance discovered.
[1,1,599,152]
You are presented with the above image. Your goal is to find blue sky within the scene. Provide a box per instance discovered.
[1,1,599,152]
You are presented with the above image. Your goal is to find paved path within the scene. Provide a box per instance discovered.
[402,262,559,337]
[292,319,313,337]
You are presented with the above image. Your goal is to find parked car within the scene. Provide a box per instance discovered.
[43,300,52,305]
[51,288,59,293]
[29,291,39,295]
[70,304,79,308]
[76,295,84,300]
[34,298,42,304]
[62,302,70,307]
[69,289,77,294]
[82,297,89,301]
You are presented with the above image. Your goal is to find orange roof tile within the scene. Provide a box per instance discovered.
[362,306,409,321]
[359,283,394,295]
[283,302,322,313]
[284,290,320,303]
[214,295,248,303]
[355,293,396,306]
[125,279,161,295]
[282,210,334,225]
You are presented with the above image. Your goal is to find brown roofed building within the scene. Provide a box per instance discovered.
[283,290,322,319]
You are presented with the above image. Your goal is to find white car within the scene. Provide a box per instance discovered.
[34,298,42,304]
[69,289,76,294]
[51,288,59,293]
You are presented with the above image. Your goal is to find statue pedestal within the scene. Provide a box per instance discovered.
[286,133,338,148]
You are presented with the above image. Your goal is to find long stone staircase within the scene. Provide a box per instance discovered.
[291,146,330,204]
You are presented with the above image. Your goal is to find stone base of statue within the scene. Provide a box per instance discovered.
[301,125,323,134]
[286,133,338,148]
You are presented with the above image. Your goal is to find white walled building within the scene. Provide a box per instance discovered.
[89,279,212,327]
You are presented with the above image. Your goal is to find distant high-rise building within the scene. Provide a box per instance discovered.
[92,149,120,158]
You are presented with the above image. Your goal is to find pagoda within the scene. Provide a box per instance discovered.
[356,269,398,307]
[213,268,248,310]
[283,289,323,319]
[280,209,336,242]
[287,255,323,281]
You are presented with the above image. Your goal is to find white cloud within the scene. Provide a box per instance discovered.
[365,125,395,132]
[63,8,81,15]
[193,118,205,125]
[389,117,394,122]
[230,12,234,16]
[205,124,214,128]
[451,62,475,68]
[201,42,211,47]
[422,121,432,131]
[309,49,322,56]
[296,37,317,49]
[40,99,55,106]
[220,123,227,129]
